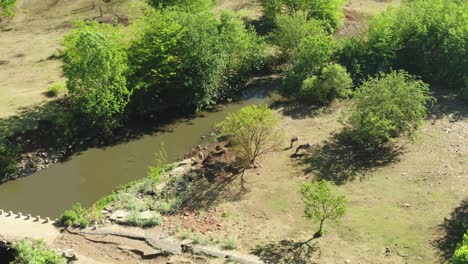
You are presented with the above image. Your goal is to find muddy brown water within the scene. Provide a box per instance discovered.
[0,90,278,218]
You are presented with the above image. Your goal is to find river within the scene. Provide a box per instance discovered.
[0,89,278,218]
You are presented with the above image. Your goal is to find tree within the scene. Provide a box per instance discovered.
[148,0,213,12]
[453,233,468,264]
[343,71,434,147]
[0,0,16,17]
[259,0,346,30]
[283,34,336,97]
[62,22,130,134]
[216,105,283,165]
[299,63,352,105]
[301,180,346,242]
[271,11,326,59]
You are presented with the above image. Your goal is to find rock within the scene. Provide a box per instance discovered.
[201,135,206,139]
[109,210,130,222]
[403,203,411,208]
[198,152,204,160]
[344,260,351,264]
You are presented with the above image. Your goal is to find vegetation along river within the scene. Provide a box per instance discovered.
[0,89,278,218]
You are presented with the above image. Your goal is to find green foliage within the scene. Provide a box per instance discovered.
[301,180,346,236]
[58,203,91,227]
[148,0,213,12]
[128,9,265,115]
[283,34,336,97]
[126,211,162,227]
[271,11,326,58]
[259,0,346,30]
[453,233,468,264]
[0,141,19,180]
[0,0,16,17]
[299,63,352,105]
[343,71,434,147]
[11,240,65,264]
[47,82,65,97]
[63,22,130,133]
[222,236,239,250]
[216,105,283,165]
[341,0,468,89]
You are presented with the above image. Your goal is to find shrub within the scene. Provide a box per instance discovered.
[342,71,434,147]
[271,11,326,59]
[58,203,91,227]
[148,0,213,12]
[0,0,16,17]
[0,141,19,180]
[63,22,130,134]
[259,0,346,30]
[46,82,65,97]
[453,233,468,264]
[222,236,239,250]
[11,240,65,264]
[301,180,346,241]
[126,211,162,228]
[216,105,283,165]
[299,63,352,105]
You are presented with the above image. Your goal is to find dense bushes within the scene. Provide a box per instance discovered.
[58,203,92,227]
[148,0,213,12]
[342,71,434,147]
[0,0,16,17]
[299,64,352,105]
[63,22,130,134]
[339,0,468,89]
[128,9,265,115]
[0,141,19,180]
[259,0,346,30]
[11,240,65,264]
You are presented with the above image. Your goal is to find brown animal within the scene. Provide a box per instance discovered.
[295,143,312,155]
[290,136,299,149]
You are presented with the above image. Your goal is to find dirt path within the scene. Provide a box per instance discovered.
[0,210,59,244]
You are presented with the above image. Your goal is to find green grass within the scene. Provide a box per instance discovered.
[46,82,65,97]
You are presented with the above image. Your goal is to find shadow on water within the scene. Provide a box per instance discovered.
[252,240,320,264]
[433,198,468,262]
[295,133,402,185]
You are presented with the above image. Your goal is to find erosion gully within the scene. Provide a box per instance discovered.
[0,89,278,218]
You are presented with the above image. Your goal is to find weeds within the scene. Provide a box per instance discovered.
[46,82,65,97]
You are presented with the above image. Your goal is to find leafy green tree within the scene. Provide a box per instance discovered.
[0,0,16,17]
[343,71,434,147]
[299,63,352,105]
[453,233,468,264]
[271,11,326,59]
[259,0,346,30]
[58,203,91,227]
[11,240,65,264]
[128,9,265,115]
[283,34,336,96]
[301,180,346,242]
[62,22,130,133]
[0,141,19,180]
[216,105,283,165]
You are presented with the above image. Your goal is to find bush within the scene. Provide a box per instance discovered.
[453,233,468,264]
[47,82,65,97]
[11,240,65,264]
[148,0,213,12]
[283,34,336,97]
[0,0,16,17]
[63,22,130,134]
[222,236,239,250]
[128,9,265,115]
[126,211,162,228]
[58,203,91,227]
[216,105,283,165]
[342,71,434,147]
[271,11,326,59]
[341,0,468,88]
[299,63,352,105]
[0,141,19,180]
[259,0,346,30]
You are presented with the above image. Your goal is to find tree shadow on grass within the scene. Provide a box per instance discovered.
[296,133,402,185]
[433,198,468,262]
[252,240,320,264]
